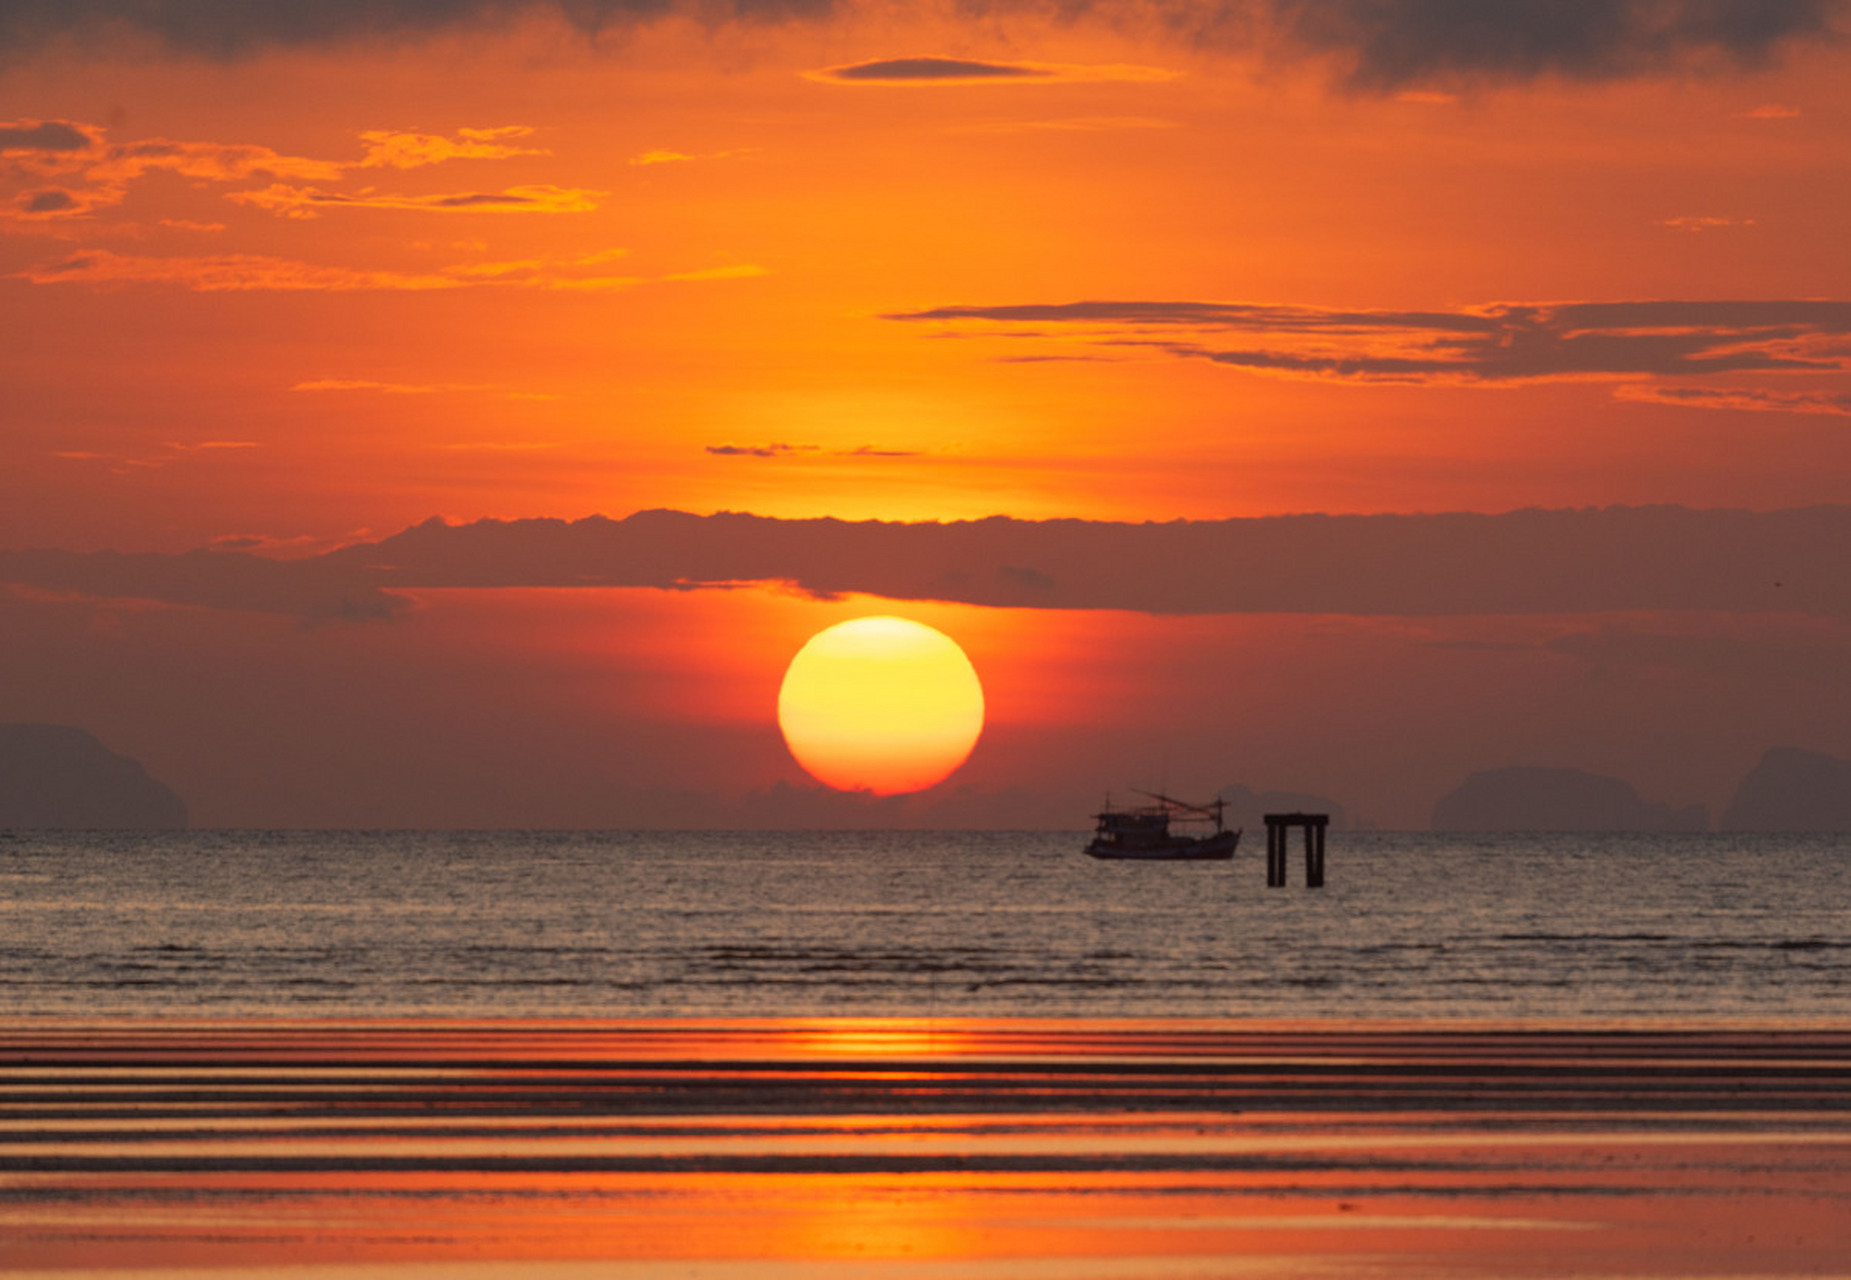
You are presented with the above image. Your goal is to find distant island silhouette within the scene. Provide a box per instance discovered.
[0,724,187,829]
[1721,748,1851,831]
[1432,767,1705,832]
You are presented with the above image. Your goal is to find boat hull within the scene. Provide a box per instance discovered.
[1083,830,1241,861]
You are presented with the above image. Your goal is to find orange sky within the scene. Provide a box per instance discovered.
[2,1,1849,826]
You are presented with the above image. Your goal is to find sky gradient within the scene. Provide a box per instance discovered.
[3,0,1848,827]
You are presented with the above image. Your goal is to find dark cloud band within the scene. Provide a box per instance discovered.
[888,297,1851,383]
[0,1,826,58]
[1259,0,1841,89]
[0,0,1837,88]
[4,505,1847,620]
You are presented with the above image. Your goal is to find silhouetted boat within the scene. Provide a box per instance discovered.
[1084,792,1241,860]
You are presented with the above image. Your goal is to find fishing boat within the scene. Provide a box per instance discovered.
[1084,792,1241,860]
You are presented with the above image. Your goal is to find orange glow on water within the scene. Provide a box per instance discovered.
[6,1021,1851,1277]
[777,616,985,795]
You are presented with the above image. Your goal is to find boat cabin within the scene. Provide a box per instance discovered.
[1089,807,1179,852]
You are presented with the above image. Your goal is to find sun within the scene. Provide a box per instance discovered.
[777,616,985,795]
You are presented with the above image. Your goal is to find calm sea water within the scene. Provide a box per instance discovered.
[0,829,1846,1023]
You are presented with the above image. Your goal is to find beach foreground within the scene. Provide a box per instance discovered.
[3,1020,1849,1279]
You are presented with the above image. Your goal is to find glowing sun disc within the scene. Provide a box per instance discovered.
[777,616,985,795]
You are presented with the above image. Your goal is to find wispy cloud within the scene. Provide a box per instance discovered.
[1,121,342,222]
[888,297,1851,385]
[293,378,557,400]
[50,439,259,475]
[707,442,818,458]
[17,247,762,293]
[357,126,545,168]
[92,140,346,183]
[18,250,466,291]
[1745,103,1804,118]
[808,57,1178,85]
[2,120,559,225]
[1615,384,1851,416]
[228,182,600,218]
[629,147,753,165]
[1663,215,1756,232]
[706,442,920,458]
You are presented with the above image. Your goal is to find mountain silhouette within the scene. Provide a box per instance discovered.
[1720,748,1851,831]
[1432,767,1705,832]
[0,724,187,829]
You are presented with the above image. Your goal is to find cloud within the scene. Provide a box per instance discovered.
[1663,215,1755,231]
[15,249,467,291]
[294,377,554,399]
[93,138,344,183]
[1,124,343,220]
[2,182,125,220]
[45,438,259,475]
[5,505,1849,621]
[660,263,767,282]
[17,187,74,212]
[208,532,330,554]
[0,547,405,621]
[228,182,600,218]
[0,0,813,59]
[1614,384,1851,416]
[0,1,1838,89]
[887,297,1851,385]
[628,147,753,165]
[824,56,1054,81]
[357,126,545,169]
[707,443,819,458]
[1244,0,1844,91]
[809,56,1177,85]
[1746,102,1804,118]
[15,247,755,292]
[705,442,918,458]
[0,118,99,152]
[1,122,554,224]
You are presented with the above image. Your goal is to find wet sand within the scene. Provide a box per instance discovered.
[3,1020,1849,1278]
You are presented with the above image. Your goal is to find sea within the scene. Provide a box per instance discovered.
[1,829,1846,1023]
